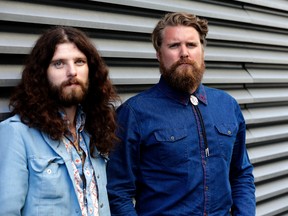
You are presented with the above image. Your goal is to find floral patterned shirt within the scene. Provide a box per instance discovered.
[62,107,99,216]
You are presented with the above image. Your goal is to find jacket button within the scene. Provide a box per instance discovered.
[170,136,175,141]
[46,169,52,174]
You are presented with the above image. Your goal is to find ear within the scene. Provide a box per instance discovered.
[156,51,160,62]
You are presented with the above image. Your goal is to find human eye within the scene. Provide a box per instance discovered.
[186,42,198,48]
[51,59,64,69]
[75,58,87,66]
[187,42,197,48]
[169,43,179,49]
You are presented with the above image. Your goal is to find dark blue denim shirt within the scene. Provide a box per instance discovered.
[107,77,255,216]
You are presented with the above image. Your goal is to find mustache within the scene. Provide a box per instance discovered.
[176,58,196,65]
[62,78,81,86]
[170,59,197,71]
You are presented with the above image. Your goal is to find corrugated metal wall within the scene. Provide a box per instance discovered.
[1,0,288,215]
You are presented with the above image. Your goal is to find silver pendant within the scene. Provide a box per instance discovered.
[190,95,199,106]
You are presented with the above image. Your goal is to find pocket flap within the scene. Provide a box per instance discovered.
[30,156,64,172]
[154,128,187,142]
[215,123,237,137]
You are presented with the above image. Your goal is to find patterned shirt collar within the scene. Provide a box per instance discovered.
[59,105,86,135]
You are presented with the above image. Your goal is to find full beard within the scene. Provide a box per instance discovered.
[160,58,205,94]
[49,78,89,107]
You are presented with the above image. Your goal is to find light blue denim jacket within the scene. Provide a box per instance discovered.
[0,115,110,216]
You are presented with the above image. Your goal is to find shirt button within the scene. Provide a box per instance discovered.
[205,186,209,191]
[97,175,100,179]
[100,203,104,208]
[46,169,52,174]
[170,136,175,141]
[227,130,232,135]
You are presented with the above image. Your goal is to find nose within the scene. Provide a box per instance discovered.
[67,62,77,77]
[180,45,189,59]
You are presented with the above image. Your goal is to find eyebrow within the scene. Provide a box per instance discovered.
[50,56,87,61]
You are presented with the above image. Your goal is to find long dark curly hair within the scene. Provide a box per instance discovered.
[10,26,119,155]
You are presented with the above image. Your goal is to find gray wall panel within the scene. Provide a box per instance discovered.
[1,0,288,215]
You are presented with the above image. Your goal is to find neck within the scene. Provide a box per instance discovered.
[63,105,77,134]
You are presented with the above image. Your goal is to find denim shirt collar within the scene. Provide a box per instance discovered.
[157,76,208,106]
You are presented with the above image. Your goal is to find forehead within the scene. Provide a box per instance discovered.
[162,25,200,42]
[52,42,85,58]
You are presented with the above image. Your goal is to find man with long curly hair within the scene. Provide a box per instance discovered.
[0,26,119,216]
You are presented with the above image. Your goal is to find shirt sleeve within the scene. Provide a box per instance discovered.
[230,104,256,216]
[0,120,29,215]
[107,103,140,216]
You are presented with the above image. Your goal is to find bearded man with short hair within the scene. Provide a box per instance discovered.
[107,12,256,216]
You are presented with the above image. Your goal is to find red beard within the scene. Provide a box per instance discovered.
[160,58,205,93]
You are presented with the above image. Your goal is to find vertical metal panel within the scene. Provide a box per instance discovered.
[1,0,288,215]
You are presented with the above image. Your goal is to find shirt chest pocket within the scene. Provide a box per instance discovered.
[29,156,66,199]
[214,123,238,161]
[154,128,189,167]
